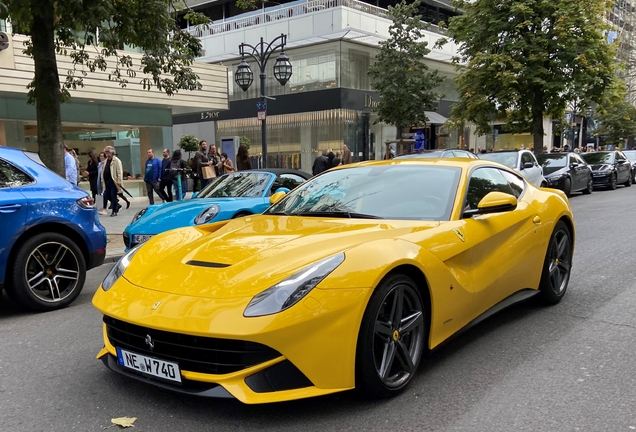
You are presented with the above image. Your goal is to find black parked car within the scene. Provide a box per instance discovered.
[622,150,636,182]
[581,151,633,190]
[536,152,593,196]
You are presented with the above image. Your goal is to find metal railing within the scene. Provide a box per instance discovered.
[186,0,390,38]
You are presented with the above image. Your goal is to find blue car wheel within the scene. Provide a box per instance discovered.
[6,232,87,311]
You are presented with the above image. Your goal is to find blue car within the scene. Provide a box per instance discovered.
[0,148,107,311]
[123,169,310,250]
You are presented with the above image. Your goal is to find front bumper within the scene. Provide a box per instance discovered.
[92,277,371,404]
[592,172,613,186]
[544,175,566,190]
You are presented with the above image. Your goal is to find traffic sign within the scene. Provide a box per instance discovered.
[257,110,266,120]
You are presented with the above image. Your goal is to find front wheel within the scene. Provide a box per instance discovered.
[355,273,426,399]
[610,173,618,190]
[563,177,572,197]
[582,177,593,195]
[6,233,86,311]
[624,174,632,187]
[538,221,573,305]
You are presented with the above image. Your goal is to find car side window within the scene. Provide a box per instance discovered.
[466,168,516,210]
[521,152,534,165]
[0,159,33,188]
[269,174,305,195]
[500,170,526,198]
[616,152,626,162]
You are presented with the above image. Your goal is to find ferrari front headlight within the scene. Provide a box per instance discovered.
[101,245,141,291]
[194,205,220,225]
[244,253,345,317]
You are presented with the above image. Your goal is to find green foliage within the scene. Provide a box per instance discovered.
[594,99,636,144]
[446,0,617,153]
[239,135,251,149]
[367,0,444,132]
[0,0,209,173]
[179,134,200,157]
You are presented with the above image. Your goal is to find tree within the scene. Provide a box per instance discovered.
[594,99,636,145]
[239,136,251,150]
[0,0,208,176]
[367,0,444,137]
[178,134,199,160]
[446,0,617,154]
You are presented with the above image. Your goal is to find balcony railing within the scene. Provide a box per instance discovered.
[186,0,390,38]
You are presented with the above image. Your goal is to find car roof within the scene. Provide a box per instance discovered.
[248,168,312,179]
[343,158,505,170]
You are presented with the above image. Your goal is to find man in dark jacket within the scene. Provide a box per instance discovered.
[160,148,173,202]
[194,140,212,191]
[144,149,168,205]
[312,149,329,176]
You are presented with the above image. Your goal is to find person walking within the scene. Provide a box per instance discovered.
[208,144,220,177]
[194,140,212,191]
[85,152,99,201]
[160,148,173,202]
[170,149,187,200]
[97,152,109,215]
[332,151,342,167]
[342,144,352,164]
[144,149,168,205]
[64,146,78,185]
[219,153,236,174]
[236,144,252,171]
[101,146,123,217]
[312,149,329,175]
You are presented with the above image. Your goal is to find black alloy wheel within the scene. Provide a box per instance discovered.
[6,232,86,311]
[582,177,593,195]
[624,174,632,187]
[356,273,426,398]
[610,172,618,190]
[563,177,572,197]
[538,221,572,305]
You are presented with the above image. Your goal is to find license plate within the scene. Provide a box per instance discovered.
[133,234,153,244]
[116,347,181,383]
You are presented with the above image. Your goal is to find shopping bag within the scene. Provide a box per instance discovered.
[201,165,216,179]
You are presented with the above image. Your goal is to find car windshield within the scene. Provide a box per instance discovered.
[266,164,461,221]
[623,151,636,161]
[479,152,517,168]
[197,172,272,198]
[396,151,445,159]
[536,154,568,168]
[582,152,614,164]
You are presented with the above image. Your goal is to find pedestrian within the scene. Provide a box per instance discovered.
[342,144,352,164]
[312,149,329,175]
[101,146,123,217]
[113,150,131,210]
[143,149,169,205]
[219,152,236,174]
[97,152,109,215]
[193,140,213,190]
[327,150,335,168]
[236,144,252,171]
[333,151,342,167]
[208,144,220,177]
[85,151,99,201]
[160,148,173,202]
[64,145,78,185]
[170,149,187,200]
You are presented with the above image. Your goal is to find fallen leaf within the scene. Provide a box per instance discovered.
[111,417,137,428]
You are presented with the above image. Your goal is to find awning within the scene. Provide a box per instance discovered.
[424,111,448,124]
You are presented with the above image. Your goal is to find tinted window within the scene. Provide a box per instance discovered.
[270,173,305,195]
[537,154,568,168]
[197,172,272,198]
[616,152,626,161]
[466,168,516,210]
[267,165,461,221]
[479,152,518,168]
[521,152,534,165]
[582,152,614,164]
[0,159,33,188]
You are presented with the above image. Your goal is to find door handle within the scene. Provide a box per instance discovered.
[533,215,541,225]
[0,204,22,213]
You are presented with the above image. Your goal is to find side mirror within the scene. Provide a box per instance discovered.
[191,192,199,199]
[522,162,534,169]
[463,192,517,218]
[270,190,287,205]
[570,162,579,168]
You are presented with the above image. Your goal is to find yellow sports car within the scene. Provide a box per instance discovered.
[93,159,575,404]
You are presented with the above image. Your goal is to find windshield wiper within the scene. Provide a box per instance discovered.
[294,211,384,219]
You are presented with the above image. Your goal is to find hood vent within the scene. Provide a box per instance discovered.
[186,260,231,268]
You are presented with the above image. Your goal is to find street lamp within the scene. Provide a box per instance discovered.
[236,34,292,168]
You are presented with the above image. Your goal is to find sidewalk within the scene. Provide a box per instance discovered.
[99,192,195,262]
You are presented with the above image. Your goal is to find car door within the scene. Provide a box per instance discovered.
[523,152,543,186]
[571,154,589,190]
[616,152,631,183]
[0,159,31,277]
[460,167,544,316]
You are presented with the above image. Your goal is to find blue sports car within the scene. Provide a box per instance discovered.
[0,147,107,311]
[123,169,310,250]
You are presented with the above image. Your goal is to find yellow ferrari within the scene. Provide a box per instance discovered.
[93,158,575,404]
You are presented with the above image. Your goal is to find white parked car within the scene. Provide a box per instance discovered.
[479,150,547,187]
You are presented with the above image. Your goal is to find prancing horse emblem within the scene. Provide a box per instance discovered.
[145,334,154,351]
[452,228,465,242]
[151,300,162,310]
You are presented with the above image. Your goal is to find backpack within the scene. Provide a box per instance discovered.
[169,159,183,179]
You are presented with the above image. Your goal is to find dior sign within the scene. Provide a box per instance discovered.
[364,94,380,109]
[0,32,9,51]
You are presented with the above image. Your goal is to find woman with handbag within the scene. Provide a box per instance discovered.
[218,153,236,174]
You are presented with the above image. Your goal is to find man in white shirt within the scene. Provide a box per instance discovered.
[64,146,78,185]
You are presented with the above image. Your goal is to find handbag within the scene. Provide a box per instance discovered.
[201,165,216,179]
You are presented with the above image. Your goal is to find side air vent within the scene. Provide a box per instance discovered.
[186,260,231,268]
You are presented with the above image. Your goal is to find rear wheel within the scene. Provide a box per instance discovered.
[563,178,572,197]
[356,273,426,399]
[6,233,86,311]
[538,221,572,305]
[624,174,632,187]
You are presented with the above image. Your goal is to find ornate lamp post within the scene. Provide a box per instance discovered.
[235,34,292,168]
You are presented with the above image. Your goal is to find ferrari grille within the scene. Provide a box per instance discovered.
[104,316,281,375]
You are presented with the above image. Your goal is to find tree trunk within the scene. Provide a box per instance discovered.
[532,89,544,155]
[30,0,65,176]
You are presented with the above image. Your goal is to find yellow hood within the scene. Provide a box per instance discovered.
[122,215,440,299]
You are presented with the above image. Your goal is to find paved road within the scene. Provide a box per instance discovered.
[2,186,636,432]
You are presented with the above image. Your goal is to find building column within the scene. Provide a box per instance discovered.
[543,117,553,151]
[300,124,314,174]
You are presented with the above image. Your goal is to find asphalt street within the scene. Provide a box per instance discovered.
[1,185,636,432]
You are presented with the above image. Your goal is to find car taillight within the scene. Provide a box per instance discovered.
[77,197,95,209]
